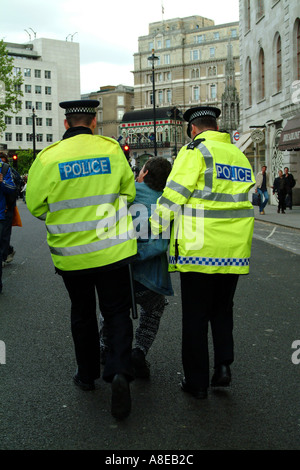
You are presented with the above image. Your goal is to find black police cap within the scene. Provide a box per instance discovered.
[183,106,221,137]
[59,99,100,115]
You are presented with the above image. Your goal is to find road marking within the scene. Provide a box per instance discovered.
[266,227,276,240]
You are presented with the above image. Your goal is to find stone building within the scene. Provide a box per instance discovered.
[129,15,240,160]
[238,0,300,204]
[83,84,134,139]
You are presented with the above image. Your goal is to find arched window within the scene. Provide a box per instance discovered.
[258,48,265,100]
[297,19,300,80]
[276,35,282,92]
[247,57,252,106]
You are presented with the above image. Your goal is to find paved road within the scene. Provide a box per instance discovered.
[0,201,299,451]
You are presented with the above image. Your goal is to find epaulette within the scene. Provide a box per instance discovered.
[187,138,205,150]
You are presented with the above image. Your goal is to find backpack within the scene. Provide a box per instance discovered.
[0,162,18,209]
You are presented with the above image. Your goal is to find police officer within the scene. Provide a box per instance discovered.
[26,100,137,420]
[150,106,255,399]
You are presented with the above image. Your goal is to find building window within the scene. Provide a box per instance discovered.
[16,133,23,142]
[117,110,124,121]
[214,32,220,40]
[5,116,11,125]
[26,134,33,142]
[25,85,31,93]
[36,102,42,110]
[165,39,170,48]
[36,134,43,142]
[35,85,42,94]
[46,118,52,126]
[195,34,205,43]
[45,86,51,95]
[248,58,252,106]
[46,134,53,142]
[210,84,216,100]
[167,89,172,103]
[24,68,31,77]
[45,70,51,79]
[46,102,52,111]
[35,69,41,78]
[297,20,300,80]
[5,133,12,141]
[164,54,170,65]
[276,35,282,92]
[246,0,251,31]
[36,118,42,126]
[117,95,124,106]
[15,117,22,125]
[258,47,265,100]
[231,29,237,38]
[157,40,162,49]
[25,101,32,109]
[15,84,21,92]
[210,47,215,58]
[13,67,21,76]
[165,71,171,81]
[191,68,200,79]
[26,117,33,125]
[158,90,163,104]
[190,50,200,61]
[257,0,264,20]
[193,86,199,101]
[149,42,153,51]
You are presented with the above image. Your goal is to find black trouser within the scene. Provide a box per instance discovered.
[62,264,134,384]
[180,272,239,389]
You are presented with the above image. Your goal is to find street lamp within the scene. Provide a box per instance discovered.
[32,107,36,158]
[148,49,159,156]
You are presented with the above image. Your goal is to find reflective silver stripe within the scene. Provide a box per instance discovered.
[48,193,119,213]
[157,196,182,213]
[200,208,254,219]
[49,228,135,256]
[166,180,192,199]
[38,213,47,221]
[198,142,214,190]
[151,211,170,229]
[46,209,126,234]
[191,189,249,203]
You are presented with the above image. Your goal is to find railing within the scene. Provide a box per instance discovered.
[128,141,171,149]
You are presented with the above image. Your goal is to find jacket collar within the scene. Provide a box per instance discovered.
[62,126,93,140]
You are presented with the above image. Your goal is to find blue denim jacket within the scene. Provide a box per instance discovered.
[0,163,16,220]
[130,182,173,296]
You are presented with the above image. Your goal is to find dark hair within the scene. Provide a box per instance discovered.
[143,157,172,192]
[0,152,8,163]
[190,116,218,134]
[66,113,95,128]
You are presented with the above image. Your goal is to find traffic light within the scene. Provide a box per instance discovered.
[123,144,130,160]
[12,154,18,169]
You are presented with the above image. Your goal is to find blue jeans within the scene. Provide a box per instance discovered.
[257,188,269,212]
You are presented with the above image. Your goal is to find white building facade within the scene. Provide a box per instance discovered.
[239,0,300,204]
[2,38,80,154]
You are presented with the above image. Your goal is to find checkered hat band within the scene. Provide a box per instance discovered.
[190,110,216,120]
[66,107,96,114]
[169,256,250,267]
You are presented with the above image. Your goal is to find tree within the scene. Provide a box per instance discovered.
[13,148,35,175]
[0,40,23,134]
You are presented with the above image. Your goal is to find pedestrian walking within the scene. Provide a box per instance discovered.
[272,170,287,214]
[255,165,269,215]
[26,99,137,420]
[283,166,296,209]
[150,106,255,399]
[0,158,16,294]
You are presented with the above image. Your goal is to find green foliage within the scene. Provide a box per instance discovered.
[0,40,24,134]
[13,148,35,175]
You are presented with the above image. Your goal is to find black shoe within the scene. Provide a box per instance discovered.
[111,374,131,420]
[73,373,95,391]
[211,365,231,387]
[181,379,208,399]
[131,348,150,378]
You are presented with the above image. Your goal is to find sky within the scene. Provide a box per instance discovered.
[1,0,239,94]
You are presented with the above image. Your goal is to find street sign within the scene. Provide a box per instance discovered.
[233,131,240,141]
[251,129,264,143]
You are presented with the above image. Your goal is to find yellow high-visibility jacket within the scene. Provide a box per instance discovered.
[150,131,255,274]
[26,132,137,271]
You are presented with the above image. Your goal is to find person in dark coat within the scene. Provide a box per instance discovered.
[273,170,287,214]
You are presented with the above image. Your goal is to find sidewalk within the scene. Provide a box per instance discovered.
[253,203,300,230]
